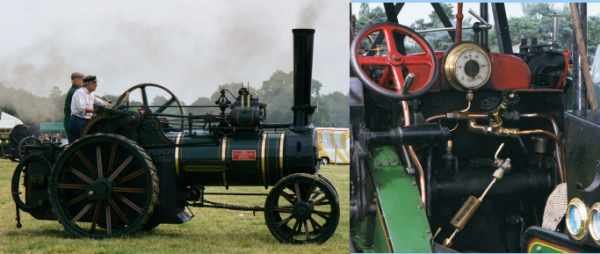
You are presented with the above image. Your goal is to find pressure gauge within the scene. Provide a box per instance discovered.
[444,42,491,91]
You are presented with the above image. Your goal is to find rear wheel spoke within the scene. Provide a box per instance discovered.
[294,183,302,203]
[58,183,87,190]
[109,156,133,181]
[76,152,96,177]
[90,202,102,233]
[96,147,103,178]
[70,168,94,184]
[72,203,93,222]
[108,198,129,224]
[107,143,118,175]
[116,194,143,215]
[67,192,90,206]
[116,169,144,184]
[112,187,145,194]
[105,205,112,235]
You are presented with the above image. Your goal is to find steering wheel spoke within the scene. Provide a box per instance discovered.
[357,55,388,66]
[378,66,392,85]
[382,27,400,55]
[391,66,406,92]
[404,53,434,67]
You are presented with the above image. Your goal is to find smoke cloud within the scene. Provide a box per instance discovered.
[0,0,348,104]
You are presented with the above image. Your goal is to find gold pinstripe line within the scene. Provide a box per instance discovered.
[175,132,182,175]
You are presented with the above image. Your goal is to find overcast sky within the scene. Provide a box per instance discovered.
[352,3,600,27]
[0,0,349,103]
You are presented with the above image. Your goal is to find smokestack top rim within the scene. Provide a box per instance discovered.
[292,28,315,33]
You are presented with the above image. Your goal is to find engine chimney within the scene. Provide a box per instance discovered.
[292,28,316,130]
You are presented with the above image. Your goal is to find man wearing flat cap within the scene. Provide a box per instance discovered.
[64,72,84,142]
[68,75,109,141]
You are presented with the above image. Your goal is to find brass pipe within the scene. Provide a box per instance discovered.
[468,119,560,142]
[425,112,488,123]
[402,100,426,205]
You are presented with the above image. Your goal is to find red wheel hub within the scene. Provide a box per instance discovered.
[351,22,439,99]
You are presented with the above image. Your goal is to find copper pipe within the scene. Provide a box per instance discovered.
[425,114,447,123]
[456,3,464,44]
[520,113,565,182]
[402,100,426,205]
[515,129,560,142]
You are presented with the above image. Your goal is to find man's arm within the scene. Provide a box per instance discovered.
[93,96,109,107]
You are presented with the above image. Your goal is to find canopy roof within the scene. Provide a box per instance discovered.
[0,112,23,129]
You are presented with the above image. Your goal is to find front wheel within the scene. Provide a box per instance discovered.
[320,157,330,166]
[264,173,340,244]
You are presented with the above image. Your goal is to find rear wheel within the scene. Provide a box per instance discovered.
[48,134,159,238]
[264,173,340,244]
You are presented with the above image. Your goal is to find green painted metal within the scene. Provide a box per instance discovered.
[528,242,563,253]
[356,145,432,252]
[39,122,66,134]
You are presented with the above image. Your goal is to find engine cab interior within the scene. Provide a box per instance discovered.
[349,3,581,252]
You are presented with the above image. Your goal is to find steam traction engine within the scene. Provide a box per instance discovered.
[11,29,340,243]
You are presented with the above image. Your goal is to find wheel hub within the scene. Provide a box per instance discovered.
[88,178,112,200]
[389,53,403,65]
[293,201,313,221]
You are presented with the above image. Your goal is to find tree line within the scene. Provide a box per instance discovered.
[0,70,349,127]
[355,3,600,54]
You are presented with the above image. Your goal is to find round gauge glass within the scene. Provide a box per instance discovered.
[589,203,600,243]
[444,43,492,91]
[566,197,588,240]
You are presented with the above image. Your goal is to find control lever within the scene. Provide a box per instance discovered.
[467,9,492,29]
[401,73,416,96]
[442,143,512,247]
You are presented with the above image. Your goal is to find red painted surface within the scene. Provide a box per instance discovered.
[232,150,257,161]
[489,53,531,90]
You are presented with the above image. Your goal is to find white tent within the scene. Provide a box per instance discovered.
[0,112,23,129]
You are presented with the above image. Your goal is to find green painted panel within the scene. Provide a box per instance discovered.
[39,122,66,134]
[369,145,432,252]
[528,242,563,253]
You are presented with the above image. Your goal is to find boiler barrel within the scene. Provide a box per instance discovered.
[175,130,317,187]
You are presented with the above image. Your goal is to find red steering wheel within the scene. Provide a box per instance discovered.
[351,22,439,99]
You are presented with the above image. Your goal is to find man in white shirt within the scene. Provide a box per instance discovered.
[68,75,108,141]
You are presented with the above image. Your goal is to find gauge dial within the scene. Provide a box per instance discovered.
[444,42,492,91]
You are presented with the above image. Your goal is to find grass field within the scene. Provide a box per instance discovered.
[0,159,348,254]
